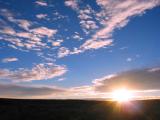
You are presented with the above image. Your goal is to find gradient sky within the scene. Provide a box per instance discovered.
[0,0,160,99]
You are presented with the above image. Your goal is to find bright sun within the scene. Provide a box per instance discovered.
[111,88,134,102]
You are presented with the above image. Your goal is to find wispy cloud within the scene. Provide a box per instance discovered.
[35,1,48,6]
[36,14,48,19]
[2,57,18,63]
[80,39,112,50]
[0,63,67,82]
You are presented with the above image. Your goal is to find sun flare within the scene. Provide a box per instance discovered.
[111,88,134,102]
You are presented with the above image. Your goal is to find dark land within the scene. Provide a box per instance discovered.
[0,98,160,120]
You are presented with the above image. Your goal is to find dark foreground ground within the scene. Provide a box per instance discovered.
[0,99,160,120]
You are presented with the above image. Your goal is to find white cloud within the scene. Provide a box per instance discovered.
[17,19,31,30]
[58,47,70,58]
[16,32,40,41]
[0,9,52,51]
[52,41,61,47]
[2,32,48,51]
[52,39,63,47]
[2,57,18,63]
[0,9,31,31]
[126,57,132,62]
[35,1,48,6]
[0,26,57,51]
[31,27,57,37]
[0,27,16,35]
[36,14,48,19]
[80,39,112,50]
[78,6,98,33]
[73,34,81,40]
[70,47,82,55]
[65,0,78,10]
[72,32,83,40]
[0,9,14,19]
[0,63,67,82]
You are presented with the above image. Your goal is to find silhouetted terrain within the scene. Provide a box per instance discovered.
[0,98,160,120]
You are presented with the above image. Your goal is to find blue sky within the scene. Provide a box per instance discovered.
[0,0,160,99]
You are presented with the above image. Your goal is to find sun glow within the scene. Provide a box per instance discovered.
[111,88,134,102]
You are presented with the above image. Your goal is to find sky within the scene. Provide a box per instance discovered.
[0,0,160,99]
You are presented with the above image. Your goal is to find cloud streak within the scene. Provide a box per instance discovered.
[2,57,18,63]
[0,84,65,98]
[35,1,48,6]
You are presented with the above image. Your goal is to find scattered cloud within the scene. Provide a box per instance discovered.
[0,9,31,30]
[0,9,57,52]
[78,5,98,34]
[2,57,18,63]
[76,0,160,53]
[58,0,160,57]
[0,63,67,82]
[1,1,159,58]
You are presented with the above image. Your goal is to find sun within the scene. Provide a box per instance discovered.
[111,88,134,102]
